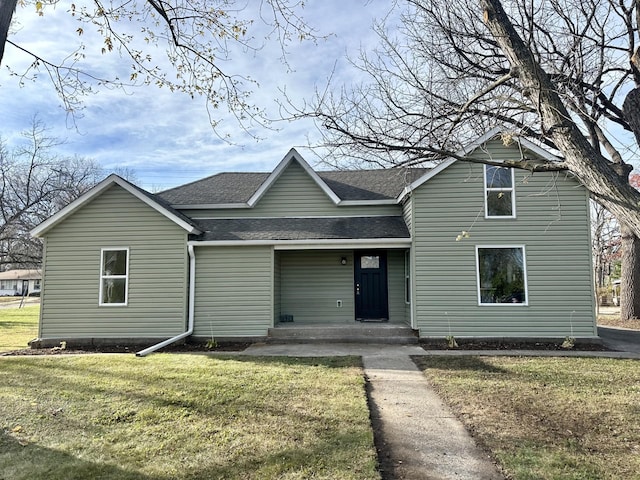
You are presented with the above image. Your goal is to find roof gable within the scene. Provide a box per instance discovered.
[247,148,342,206]
[400,128,562,200]
[31,175,202,238]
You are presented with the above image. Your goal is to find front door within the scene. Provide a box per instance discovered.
[355,251,388,321]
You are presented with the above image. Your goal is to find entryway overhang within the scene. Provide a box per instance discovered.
[188,238,412,249]
[187,216,412,248]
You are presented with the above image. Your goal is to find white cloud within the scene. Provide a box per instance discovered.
[0,1,394,190]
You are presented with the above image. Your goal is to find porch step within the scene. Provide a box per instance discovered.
[267,324,419,344]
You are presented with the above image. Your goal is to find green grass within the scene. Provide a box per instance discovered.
[0,305,39,352]
[0,354,379,479]
[413,356,640,480]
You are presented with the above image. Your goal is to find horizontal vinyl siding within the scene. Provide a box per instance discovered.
[179,161,402,218]
[40,185,188,339]
[402,197,412,232]
[193,246,272,337]
[274,251,282,321]
[280,250,355,324]
[413,140,595,338]
[387,250,408,324]
[278,249,407,325]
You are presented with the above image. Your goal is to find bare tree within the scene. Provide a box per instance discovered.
[0,120,103,268]
[0,1,318,132]
[304,0,640,319]
[592,202,620,307]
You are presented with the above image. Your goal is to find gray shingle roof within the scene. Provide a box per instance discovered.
[318,169,428,201]
[158,168,429,205]
[159,172,269,205]
[192,216,410,242]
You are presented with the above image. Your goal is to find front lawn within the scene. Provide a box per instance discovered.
[414,356,640,480]
[0,354,379,480]
[0,305,39,352]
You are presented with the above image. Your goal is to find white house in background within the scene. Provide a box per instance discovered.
[0,269,42,296]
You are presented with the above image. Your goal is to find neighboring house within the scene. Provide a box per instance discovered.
[30,130,596,349]
[0,269,42,296]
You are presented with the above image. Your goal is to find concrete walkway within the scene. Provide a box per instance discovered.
[242,342,640,479]
[364,353,503,479]
[242,343,505,479]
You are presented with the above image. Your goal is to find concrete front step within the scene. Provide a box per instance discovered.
[267,324,419,344]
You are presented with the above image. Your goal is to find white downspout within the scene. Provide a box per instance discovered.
[136,245,196,357]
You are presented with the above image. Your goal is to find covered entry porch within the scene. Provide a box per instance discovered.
[190,215,412,339]
[274,247,412,326]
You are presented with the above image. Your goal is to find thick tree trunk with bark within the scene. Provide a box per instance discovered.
[480,0,640,239]
[620,224,640,320]
[621,88,640,320]
[0,0,18,67]
[480,0,640,321]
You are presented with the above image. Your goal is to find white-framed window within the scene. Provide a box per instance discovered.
[0,280,17,290]
[404,250,411,304]
[99,248,129,306]
[476,246,528,306]
[484,165,515,218]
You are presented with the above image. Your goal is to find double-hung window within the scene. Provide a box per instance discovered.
[476,246,528,305]
[484,165,515,218]
[99,248,129,306]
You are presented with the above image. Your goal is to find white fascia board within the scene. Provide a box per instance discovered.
[397,127,561,202]
[247,148,342,207]
[189,238,412,249]
[31,174,201,237]
[516,136,562,162]
[398,157,457,201]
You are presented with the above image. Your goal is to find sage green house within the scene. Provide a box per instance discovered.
[31,129,597,350]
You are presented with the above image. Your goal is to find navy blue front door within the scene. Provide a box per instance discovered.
[355,251,388,321]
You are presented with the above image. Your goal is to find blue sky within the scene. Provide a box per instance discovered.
[2,2,637,192]
[1,1,393,191]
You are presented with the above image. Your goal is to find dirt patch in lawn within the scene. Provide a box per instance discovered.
[0,341,253,356]
[598,314,640,330]
[420,339,610,351]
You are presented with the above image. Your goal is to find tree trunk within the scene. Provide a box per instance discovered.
[480,0,640,240]
[620,89,640,321]
[620,224,640,320]
[0,0,18,67]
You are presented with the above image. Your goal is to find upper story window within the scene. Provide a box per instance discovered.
[99,248,129,306]
[484,165,515,218]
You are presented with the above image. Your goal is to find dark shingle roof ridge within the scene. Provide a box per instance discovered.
[317,166,428,173]
[158,171,269,195]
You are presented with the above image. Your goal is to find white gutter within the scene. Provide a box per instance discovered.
[136,245,196,357]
